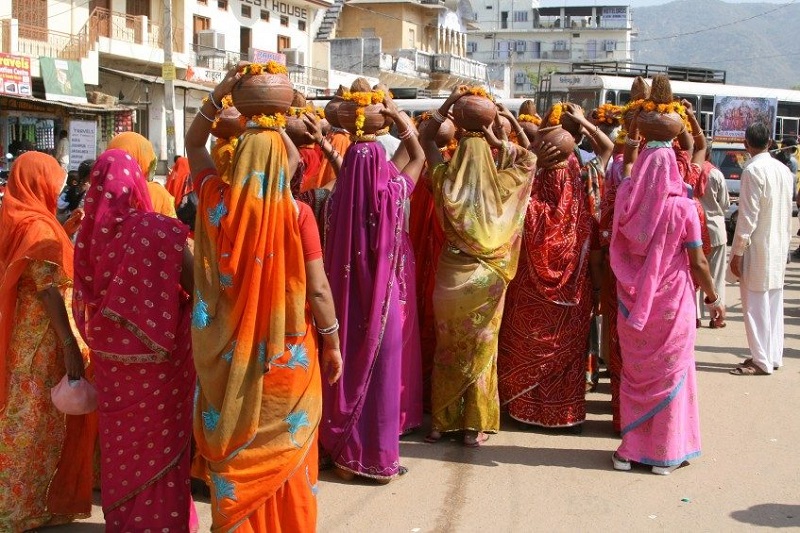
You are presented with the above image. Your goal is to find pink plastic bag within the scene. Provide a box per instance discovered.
[50,375,97,415]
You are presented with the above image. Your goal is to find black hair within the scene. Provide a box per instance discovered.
[745,123,770,150]
[64,159,94,211]
[60,130,68,138]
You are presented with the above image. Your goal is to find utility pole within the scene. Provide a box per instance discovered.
[163,0,177,164]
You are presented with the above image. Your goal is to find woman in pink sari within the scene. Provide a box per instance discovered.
[610,112,723,475]
[73,150,198,528]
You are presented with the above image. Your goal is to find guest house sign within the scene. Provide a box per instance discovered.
[238,0,309,19]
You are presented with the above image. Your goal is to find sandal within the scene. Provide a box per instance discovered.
[709,318,726,329]
[729,363,769,376]
[738,358,778,371]
[463,431,489,447]
[424,431,442,444]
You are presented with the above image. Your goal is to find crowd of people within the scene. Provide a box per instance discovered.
[0,63,795,532]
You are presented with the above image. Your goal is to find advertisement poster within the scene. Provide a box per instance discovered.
[712,96,777,143]
[39,56,88,104]
[68,120,97,172]
[250,48,286,65]
[0,53,32,96]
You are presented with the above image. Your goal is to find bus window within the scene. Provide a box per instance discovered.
[567,89,599,111]
[604,90,618,105]
[780,118,799,139]
[700,96,714,113]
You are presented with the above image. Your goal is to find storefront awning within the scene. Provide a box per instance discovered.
[100,67,212,93]
[0,93,131,115]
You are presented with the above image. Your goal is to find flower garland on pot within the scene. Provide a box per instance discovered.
[623,99,691,131]
[518,114,542,126]
[340,89,385,137]
[236,61,291,130]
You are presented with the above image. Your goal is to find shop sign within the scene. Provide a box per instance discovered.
[39,57,88,104]
[239,0,309,20]
[162,62,176,81]
[0,53,32,97]
[68,120,97,172]
[185,65,226,86]
[250,48,287,65]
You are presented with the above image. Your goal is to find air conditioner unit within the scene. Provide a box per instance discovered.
[541,51,549,59]
[553,40,566,51]
[604,40,616,52]
[283,48,305,69]
[196,30,225,58]
[514,72,527,84]
[515,40,526,52]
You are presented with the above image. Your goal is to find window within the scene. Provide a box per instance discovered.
[240,26,251,56]
[280,15,289,26]
[241,5,251,17]
[298,20,306,31]
[466,41,478,53]
[217,0,227,9]
[408,28,416,47]
[500,11,508,29]
[261,10,269,21]
[197,0,208,5]
[12,0,48,39]
[192,15,211,48]
[278,35,291,51]
[513,11,528,22]
[553,40,566,51]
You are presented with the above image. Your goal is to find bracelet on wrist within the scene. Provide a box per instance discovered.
[703,294,721,308]
[399,128,416,141]
[316,319,340,336]
[204,91,222,111]
[625,136,641,148]
[198,109,214,123]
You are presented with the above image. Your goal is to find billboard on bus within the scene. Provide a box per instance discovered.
[712,96,777,143]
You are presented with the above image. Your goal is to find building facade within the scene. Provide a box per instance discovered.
[468,1,633,97]
[322,0,488,96]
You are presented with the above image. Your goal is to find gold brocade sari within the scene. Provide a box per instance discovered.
[429,138,535,433]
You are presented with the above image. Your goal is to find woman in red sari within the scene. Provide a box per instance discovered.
[166,156,192,207]
[73,149,197,531]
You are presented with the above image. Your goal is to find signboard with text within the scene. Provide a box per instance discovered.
[40,57,88,104]
[0,53,32,97]
[69,120,97,172]
[250,48,287,65]
[712,96,777,143]
[185,65,224,86]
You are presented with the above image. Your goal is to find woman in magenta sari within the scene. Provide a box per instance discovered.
[73,150,198,528]
[610,113,723,475]
[320,95,424,483]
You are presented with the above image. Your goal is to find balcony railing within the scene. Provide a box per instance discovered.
[191,48,328,90]
[0,19,90,60]
[396,49,433,74]
[432,54,486,82]
[89,8,184,54]
[288,63,328,89]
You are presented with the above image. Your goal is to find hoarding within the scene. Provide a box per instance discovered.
[712,96,777,143]
[0,53,32,97]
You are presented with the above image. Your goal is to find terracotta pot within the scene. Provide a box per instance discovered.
[324,98,344,129]
[285,116,310,146]
[337,101,386,136]
[435,118,456,148]
[211,106,244,139]
[231,73,294,118]
[451,95,496,132]
[533,125,575,166]
[520,121,539,143]
[561,112,582,138]
[637,111,683,142]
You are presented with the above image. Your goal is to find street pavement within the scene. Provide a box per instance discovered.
[48,233,800,532]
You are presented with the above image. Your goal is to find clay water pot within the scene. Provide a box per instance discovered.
[520,121,540,143]
[337,101,386,136]
[231,73,294,118]
[211,106,244,139]
[324,98,344,129]
[451,95,496,132]
[435,118,456,148]
[285,115,310,146]
[637,111,683,142]
[533,125,575,166]
[561,107,583,138]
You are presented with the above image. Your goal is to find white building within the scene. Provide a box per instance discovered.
[468,1,633,97]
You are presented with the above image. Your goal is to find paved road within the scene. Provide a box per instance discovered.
[48,236,800,532]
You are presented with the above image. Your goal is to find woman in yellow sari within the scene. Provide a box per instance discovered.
[418,88,536,446]
[107,131,177,218]
[186,65,342,532]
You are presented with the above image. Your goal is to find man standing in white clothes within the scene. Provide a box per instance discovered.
[699,149,730,328]
[729,123,794,375]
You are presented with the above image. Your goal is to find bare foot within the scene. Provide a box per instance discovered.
[333,466,355,481]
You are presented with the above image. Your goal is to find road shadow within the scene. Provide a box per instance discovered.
[399,439,615,472]
[695,361,741,374]
[730,503,800,528]
[695,344,750,358]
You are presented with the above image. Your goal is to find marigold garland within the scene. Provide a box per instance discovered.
[287,105,313,117]
[547,103,566,127]
[220,94,234,109]
[314,107,325,119]
[594,103,621,126]
[239,112,287,130]
[623,99,692,131]
[341,90,385,136]
[466,86,494,101]
[518,114,542,126]
[615,129,628,145]
[239,61,288,75]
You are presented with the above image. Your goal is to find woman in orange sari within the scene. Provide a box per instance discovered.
[166,155,192,207]
[0,152,93,531]
[107,131,178,218]
[186,65,342,532]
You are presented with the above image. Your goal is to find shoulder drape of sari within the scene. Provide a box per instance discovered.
[192,129,319,530]
[318,131,350,187]
[0,152,72,411]
[166,156,191,205]
[298,145,323,192]
[432,139,535,281]
[611,146,688,331]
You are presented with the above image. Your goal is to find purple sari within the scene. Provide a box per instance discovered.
[320,141,418,480]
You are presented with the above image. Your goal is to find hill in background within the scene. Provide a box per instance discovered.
[632,0,800,88]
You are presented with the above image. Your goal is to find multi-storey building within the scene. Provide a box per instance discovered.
[468,0,633,97]
[320,0,488,97]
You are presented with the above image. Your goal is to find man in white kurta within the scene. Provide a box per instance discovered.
[699,156,730,327]
[730,123,794,375]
